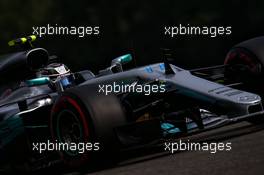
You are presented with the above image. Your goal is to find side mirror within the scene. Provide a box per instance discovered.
[111,54,133,72]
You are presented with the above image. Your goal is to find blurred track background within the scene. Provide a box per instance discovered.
[1,0,264,72]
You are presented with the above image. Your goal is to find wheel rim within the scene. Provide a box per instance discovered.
[56,109,83,156]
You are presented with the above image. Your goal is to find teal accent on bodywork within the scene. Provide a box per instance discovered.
[187,122,198,130]
[26,77,50,86]
[161,121,198,136]
[118,54,132,64]
[145,66,153,73]
[161,122,180,135]
[0,114,24,148]
[159,63,165,71]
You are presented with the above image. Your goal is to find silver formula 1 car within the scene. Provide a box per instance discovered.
[1,36,264,172]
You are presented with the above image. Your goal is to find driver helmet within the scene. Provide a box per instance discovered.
[38,63,70,80]
[37,63,75,89]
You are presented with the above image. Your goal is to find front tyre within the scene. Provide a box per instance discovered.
[50,86,127,169]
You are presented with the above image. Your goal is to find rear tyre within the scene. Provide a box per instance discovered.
[50,85,127,169]
[224,37,264,83]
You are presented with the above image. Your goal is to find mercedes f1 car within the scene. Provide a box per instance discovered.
[1,36,264,172]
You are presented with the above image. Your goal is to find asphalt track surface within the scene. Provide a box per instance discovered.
[81,121,264,175]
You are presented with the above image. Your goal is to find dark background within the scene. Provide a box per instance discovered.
[0,0,264,73]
